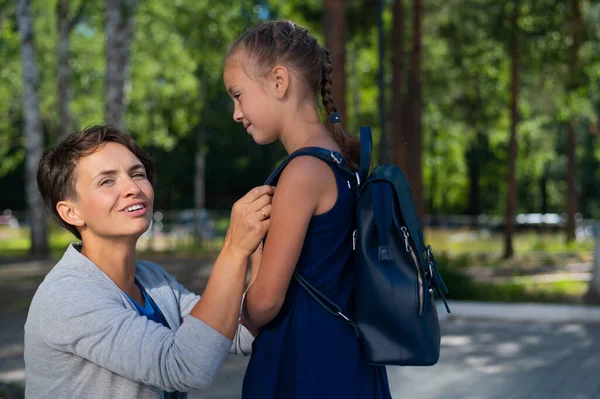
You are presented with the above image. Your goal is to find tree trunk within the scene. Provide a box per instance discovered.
[323,0,346,120]
[540,173,548,214]
[194,129,206,242]
[405,0,424,219]
[391,0,406,171]
[504,0,520,259]
[466,140,481,217]
[57,0,72,139]
[428,128,437,215]
[376,0,391,164]
[565,0,582,243]
[584,227,600,304]
[105,0,138,128]
[17,0,48,257]
[193,78,208,242]
[350,44,361,133]
[57,0,86,140]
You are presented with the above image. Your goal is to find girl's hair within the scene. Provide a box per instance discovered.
[227,20,360,170]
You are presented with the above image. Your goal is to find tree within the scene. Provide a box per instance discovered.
[405,0,425,219]
[565,0,583,243]
[504,0,520,259]
[323,0,347,120]
[376,0,391,164]
[57,0,87,139]
[391,0,406,171]
[16,0,48,256]
[105,0,138,128]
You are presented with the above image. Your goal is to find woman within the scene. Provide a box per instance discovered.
[24,125,273,398]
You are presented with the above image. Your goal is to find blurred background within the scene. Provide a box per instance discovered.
[2,0,600,397]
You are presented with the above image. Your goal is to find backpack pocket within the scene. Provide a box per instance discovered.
[399,226,425,316]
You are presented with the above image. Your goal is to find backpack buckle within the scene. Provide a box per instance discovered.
[354,171,361,186]
[330,150,343,165]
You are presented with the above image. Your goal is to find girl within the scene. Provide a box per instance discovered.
[25,125,273,398]
[223,20,391,399]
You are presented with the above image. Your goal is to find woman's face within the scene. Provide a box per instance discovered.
[66,142,154,241]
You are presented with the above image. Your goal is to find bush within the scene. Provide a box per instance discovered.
[436,263,586,304]
[0,382,24,399]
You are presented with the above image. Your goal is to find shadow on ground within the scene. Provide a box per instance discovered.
[2,257,600,398]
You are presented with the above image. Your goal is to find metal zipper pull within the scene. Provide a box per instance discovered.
[352,229,357,250]
[400,226,410,252]
[401,225,425,315]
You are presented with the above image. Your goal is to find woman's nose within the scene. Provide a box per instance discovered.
[123,176,142,197]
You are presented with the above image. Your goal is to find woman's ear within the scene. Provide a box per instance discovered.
[56,200,85,227]
[270,66,290,99]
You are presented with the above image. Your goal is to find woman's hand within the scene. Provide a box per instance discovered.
[223,185,274,259]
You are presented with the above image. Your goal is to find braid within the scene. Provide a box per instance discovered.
[321,49,338,116]
[227,20,361,170]
[319,47,361,171]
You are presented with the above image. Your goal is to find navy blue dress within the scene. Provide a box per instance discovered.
[242,159,391,399]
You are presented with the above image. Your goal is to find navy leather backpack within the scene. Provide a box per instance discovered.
[264,126,450,366]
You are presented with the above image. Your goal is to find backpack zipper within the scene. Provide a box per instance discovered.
[401,226,424,315]
[352,229,357,250]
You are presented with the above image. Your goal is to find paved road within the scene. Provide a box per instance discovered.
[2,312,600,398]
[189,317,600,399]
[2,258,600,398]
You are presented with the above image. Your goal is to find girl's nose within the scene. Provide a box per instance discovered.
[233,104,243,122]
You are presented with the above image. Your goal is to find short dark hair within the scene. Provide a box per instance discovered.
[37,125,155,239]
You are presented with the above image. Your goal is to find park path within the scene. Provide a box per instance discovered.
[2,257,600,398]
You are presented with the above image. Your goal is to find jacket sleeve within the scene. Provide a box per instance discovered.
[160,266,254,356]
[34,272,232,392]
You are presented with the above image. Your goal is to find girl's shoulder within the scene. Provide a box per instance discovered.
[279,154,337,185]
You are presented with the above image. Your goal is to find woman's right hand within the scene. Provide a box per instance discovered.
[223,185,274,259]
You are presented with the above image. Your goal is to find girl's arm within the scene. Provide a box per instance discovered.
[241,157,337,331]
[189,185,273,339]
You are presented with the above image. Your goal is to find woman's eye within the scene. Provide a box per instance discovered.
[133,173,146,179]
[100,179,114,186]
[234,93,241,100]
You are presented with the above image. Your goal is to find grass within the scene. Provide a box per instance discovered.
[425,228,594,257]
[0,226,73,258]
[0,226,595,304]
[0,225,227,261]
[445,278,588,304]
[436,260,590,304]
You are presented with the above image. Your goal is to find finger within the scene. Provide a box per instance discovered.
[247,194,272,212]
[261,219,270,234]
[259,204,272,218]
[239,185,275,203]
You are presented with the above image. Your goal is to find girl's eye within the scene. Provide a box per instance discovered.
[234,93,241,100]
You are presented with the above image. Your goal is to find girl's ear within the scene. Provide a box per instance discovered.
[270,65,290,99]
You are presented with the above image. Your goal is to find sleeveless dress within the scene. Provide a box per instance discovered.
[242,157,392,399]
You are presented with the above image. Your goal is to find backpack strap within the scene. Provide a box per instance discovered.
[293,272,359,337]
[359,126,372,186]
[264,147,357,186]
[262,146,361,337]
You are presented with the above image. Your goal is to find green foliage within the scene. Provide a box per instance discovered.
[1,0,600,218]
[439,263,588,304]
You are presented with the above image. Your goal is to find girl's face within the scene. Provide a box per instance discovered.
[223,57,281,145]
[58,142,154,242]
